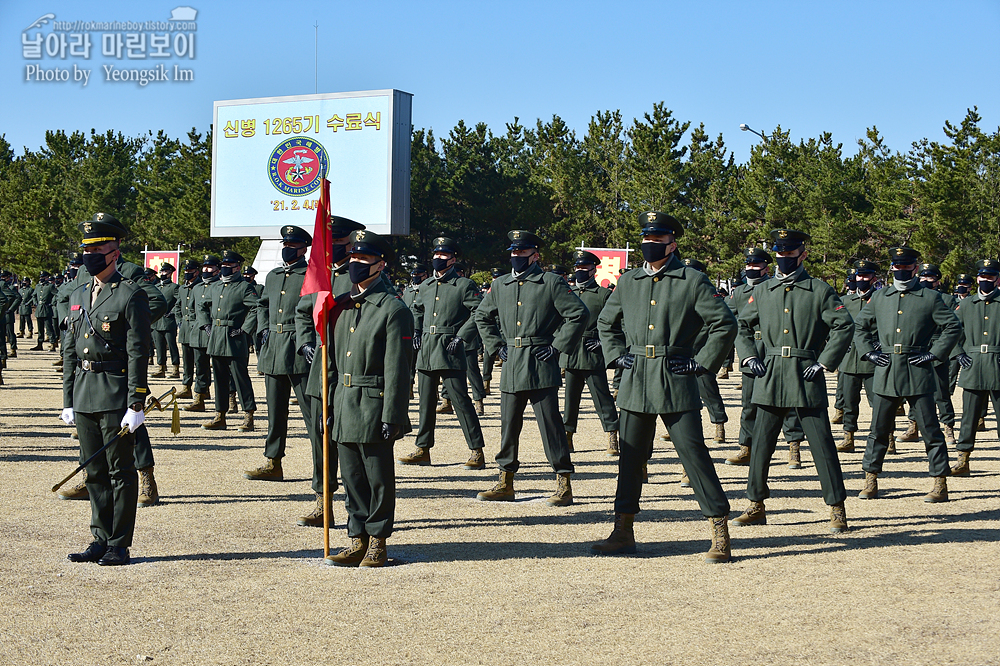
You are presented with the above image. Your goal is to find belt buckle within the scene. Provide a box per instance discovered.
[781,346,791,358]
[215,318,222,326]
[754,331,762,340]
[514,337,522,348]
[429,325,436,334]
[82,360,92,371]
[645,345,655,358]
[343,373,351,387]
[893,344,902,354]
[982,344,990,354]
[276,323,283,334]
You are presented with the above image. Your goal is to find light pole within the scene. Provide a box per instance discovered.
[739,123,769,144]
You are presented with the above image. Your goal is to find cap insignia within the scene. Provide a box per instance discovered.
[95,213,105,221]
[83,222,92,233]
[778,230,788,239]
[355,230,366,240]
[646,212,657,222]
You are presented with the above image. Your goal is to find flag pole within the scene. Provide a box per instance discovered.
[322,336,330,561]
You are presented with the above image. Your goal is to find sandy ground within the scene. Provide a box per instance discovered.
[1,347,998,666]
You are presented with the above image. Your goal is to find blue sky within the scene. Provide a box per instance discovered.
[2,0,998,160]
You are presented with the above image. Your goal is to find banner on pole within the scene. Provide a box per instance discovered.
[580,247,630,288]
[143,250,181,283]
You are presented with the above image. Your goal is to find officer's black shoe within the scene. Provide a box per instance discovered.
[97,547,130,566]
[68,541,107,563]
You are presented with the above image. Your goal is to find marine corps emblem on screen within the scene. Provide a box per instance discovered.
[267,137,329,197]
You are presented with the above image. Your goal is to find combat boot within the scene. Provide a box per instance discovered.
[898,420,919,442]
[360,536,387,567]
[547,473,573,506]
[641,463,648,483]
[679,468,691,488]
[15,332,22,338]
[30,339,43,351]
[590,513,636,555]
[51,357,62,367]
[659,430,671,442]
[137,467,159,507]
[168,365,180,379]
[484,380,491,395]
[565,431,574,453]
[606,430,619,456]
[58,470,89,500]
[837,431,855,453]
[228,392,239,414]
[151,364,166,378]
[725,445,751,466]
[829,502,848,533]
[47,342,57,351]
[943,424,956,444]
[327,535,369,567]
[977,416,986,431]
[175,383,193,400]
[464,448,485,470]
[788,440,802,469]
[475,398,484,416]
[8,349,16,358]
[950,450,971,476]
[732,500,766,526]
[297,493,331,527]
[924,476,948,503]
[717,366,729,380]
[714,423,726,444]
[477,470,514,501]
[0,368,3,386]
[397,447,431,466]
[705,516,731,563]
[237,410,255,432]
[436,399,453,414]
[243,457,283,481]
[831,408,844,424]
[887,432,897,454]
[201,411,227,430]
[183,392,207,412]
[858,472,879,499]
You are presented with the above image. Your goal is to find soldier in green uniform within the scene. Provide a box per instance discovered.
[832,268,859,424]
[62,213,152,566]
[452,261,488,415]
[1,271,20,359]
[149,263,180,379]
[18,277,35,339]
[725,248,806,468]
[402,264,427,398]
[0,274,12,377]
[561,250,620,455]
[853,246,962,502]
[474,230,587,505]
[950,273,973,397]
[480,267,504,395]
[199,250,259,432]
[836,260,880,453]
[950,259,1000,476]
[183,256,219,412]
[590,213,736,562]
[32,273,58,351]
[732,229,854,533]
[326,231,413,567]
[52,255,84,373]
[174,260,204,400]
[242,266,263,297]
[397,236,487,468]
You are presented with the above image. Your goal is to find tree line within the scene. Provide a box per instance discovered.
[1,104,998,286]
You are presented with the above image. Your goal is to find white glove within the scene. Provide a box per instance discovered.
[120,408,145,433]
[60,408,75,426]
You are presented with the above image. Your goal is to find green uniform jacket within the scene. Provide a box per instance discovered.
[191,275,219,349]
[63,272,152,412]
[1,282,20,322]
[600,257,737,414]
[402,283,421,310]
[175,275,203,346]
[736,269,853,408]
[852,283,962,398]
[64,261,168,328]
[152,279,179,332]
[840,290,877,375]
[727,279,768,375]
[331,280,413,443]
[413,268,481,372]
[257,258,309,376]
[561,278,612,372]
[35,283,57,318]
[933,292,962,365]
[475,263,588,393]
[953,290,1000,391]
[18,286,35,315]
[55,280,78,325]
[199,275,259,358]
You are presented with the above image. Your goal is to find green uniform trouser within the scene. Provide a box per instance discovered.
[151,327,179,366]
[180,343,195,386]
[956,389,1000,453]
[211,352,255,413]
[616,409,729,518]
[739,375,804,447]
[948,359,959,395]
[5,313,15,349]
[19,313,32,336]
[612,365,623,391]
[834,371,846,411]
[190,346,211,393]
[415,369,485,451]
[906,363,956,428]
[465,349,486,401]
[41,316,57,344]
[482,351,497,385]
[697,373,727,424]
[864,393,950,476]
[748,405,847,506]
[76,409,138,548]
[563,368,619,433]
[497,387,573,474]
[841,372,874,432]
[339,441,395,539]
[263,373,334,493]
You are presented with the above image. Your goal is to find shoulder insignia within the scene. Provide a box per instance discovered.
[835,305,845,311]
[748,295,753,303]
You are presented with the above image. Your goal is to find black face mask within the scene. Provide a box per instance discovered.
[775,256,800,275]
[892,269,913,281]
[82,250,114,276]
[641,241,669,264]
[979,280,996,294]
[331,242,348,265]
[846,279,857,291]
[349,261,378,285]
[184,271,197,281]
[281,246,302,264]
[411,275,424,285]
[574,269,592,284]
[920,278,937,288]
[510,255,532,274]
[220,266,236,277]
[67,267,79,280]
[432,257,451,273]
[855,278,872,292]
[955,285,969,294]
[202,268,218,280]
[744,268,765,280]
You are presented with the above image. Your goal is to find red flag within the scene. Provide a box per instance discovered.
[301,178,335,345]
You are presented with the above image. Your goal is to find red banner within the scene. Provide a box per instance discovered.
[580,247,630,288]
[300,178,334,345]
[144,251,181,283]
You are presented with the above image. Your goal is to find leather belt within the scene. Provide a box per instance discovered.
[973,344,1000,354]
[628,345,694,359]
[214,318,236,327]
[890,344,929,354]
[507,336,554,348]
[425,325,458,335]
[77,359,126,373]
[766,347,817,360]
[270,323,293,333]
[340,373,384,388]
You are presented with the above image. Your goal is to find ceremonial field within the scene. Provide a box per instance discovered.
[1,350,997,666]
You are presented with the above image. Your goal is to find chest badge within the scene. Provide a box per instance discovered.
[101,322,111,332]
